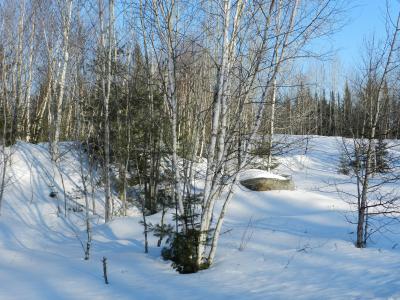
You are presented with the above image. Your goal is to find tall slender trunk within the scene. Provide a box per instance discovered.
[25,15,36,142]
[204,0,300,266]
[11,2,25,144]
[267,76,277,171]
[0,54,9,214]
[266,0,282,171]
[197,0,233,265]
[355,11,400,247]
[52,0,73,160]
[102,0,114,223]
[164,4,185,221]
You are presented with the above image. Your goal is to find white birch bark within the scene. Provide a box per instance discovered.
[167,23,185,221]
[0,46,9,214]
[52,0,73,160]
[24,16,35,142]
[150,0,185,220]
[197,0,231,265]
[356,10,400,247]
[266,0,282,172]
[204,0,300,266]
[100,0,114,223]
[12,1,25,143]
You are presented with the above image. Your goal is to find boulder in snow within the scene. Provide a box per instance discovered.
[239,169,294,191]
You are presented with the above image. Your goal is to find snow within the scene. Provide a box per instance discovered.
[239,169,287,181]
[0,136,400,299]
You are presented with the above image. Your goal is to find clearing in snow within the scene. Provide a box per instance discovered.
[0,136,399,299]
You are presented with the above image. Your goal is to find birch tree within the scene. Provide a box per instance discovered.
[146,0,187,222]
[24,6,36,142]
[0,24,10,214]
[197,0,245,267]
[97,0,114,222]
[352,11,400,247]
[50,0,73,160]
[197,0,344,268]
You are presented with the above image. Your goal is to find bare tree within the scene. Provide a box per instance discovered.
[98,0,114,222]
[335,8,400,248]
[51,0,73,160]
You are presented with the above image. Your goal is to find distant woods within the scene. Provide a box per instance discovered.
[279,80,400,139]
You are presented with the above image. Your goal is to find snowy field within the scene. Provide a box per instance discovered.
[1,136,400,299]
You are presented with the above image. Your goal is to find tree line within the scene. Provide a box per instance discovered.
[274,80,400,139]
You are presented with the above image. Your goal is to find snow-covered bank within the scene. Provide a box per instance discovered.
[0,137,400,299]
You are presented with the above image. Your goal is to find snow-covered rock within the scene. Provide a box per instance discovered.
[239,169,294,191]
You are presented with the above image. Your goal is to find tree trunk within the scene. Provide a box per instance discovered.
[52,0,73,160]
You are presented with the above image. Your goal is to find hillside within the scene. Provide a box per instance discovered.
[0,137,399,299]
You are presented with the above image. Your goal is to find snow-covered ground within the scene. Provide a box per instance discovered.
[1,136,400,299]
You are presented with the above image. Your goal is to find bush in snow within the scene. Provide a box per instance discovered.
[161,194,210,273]
[162,228,201,274]
[338,139,390,176]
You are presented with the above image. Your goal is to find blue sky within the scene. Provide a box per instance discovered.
[303,0,400,90]
[334,0,400,68]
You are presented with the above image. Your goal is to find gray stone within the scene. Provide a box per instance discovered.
[240,177,294,191]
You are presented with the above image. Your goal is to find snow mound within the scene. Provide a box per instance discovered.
[239,169,287,181]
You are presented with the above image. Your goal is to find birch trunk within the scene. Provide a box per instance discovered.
[203,0,300,266]
[197,0,232,265]
[52,0,73,160]
[355,11,400,247]
[11,1,25,143]
[0,50,9,214]
[101,0,114,223]
[25,14,36,142]
[164,0,185,220]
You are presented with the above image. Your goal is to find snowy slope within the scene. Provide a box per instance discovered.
[0,137,400,299]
